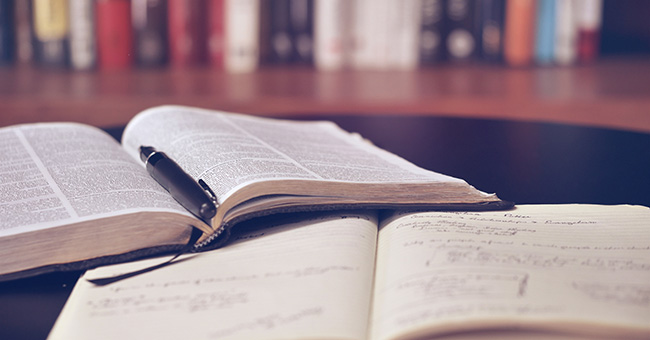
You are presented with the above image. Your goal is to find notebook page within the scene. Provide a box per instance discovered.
[49,212,378,340]
[371,205,650,340]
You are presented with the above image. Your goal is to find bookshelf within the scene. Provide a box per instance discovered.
[1,1,649,133]
[1,57,649,133]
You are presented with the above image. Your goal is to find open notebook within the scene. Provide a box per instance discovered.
[49,204,650,340]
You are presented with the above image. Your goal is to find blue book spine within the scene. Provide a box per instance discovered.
[0,0,15,65]
[535,0,555,64]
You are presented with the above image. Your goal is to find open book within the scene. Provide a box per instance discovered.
[0,105,509,280]
[48,204,650,340]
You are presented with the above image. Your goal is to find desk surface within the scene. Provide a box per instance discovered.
[1,114,649,340]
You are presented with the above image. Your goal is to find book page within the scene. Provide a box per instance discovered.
[0,123,187,237]
[371,205,650,340]
[49,211,379,340]
[121,106,464,202]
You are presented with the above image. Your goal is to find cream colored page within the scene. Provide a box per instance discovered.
[370,205,650,340]
[121,106,462,202]
[0,123,187,237]
[49,212,378,340]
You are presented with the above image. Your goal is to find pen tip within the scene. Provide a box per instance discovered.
[139,146,156,163]
[200,203,217,221]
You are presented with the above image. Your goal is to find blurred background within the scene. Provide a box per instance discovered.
[0,0,649,132]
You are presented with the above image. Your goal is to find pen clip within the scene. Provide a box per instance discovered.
[198,179,219,207]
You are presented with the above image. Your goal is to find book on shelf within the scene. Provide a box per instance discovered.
[167,0,208,67]
[264,0,313,65]
[0,105,510,281]
[288,0,313,65]
[313,0,353,70]
[68,0,96,70]
[476,0,505,63]
[207,0,225,68]
[2,0,611,71]
[0,0,15,65]
[534,0,555,64]
[31,0,69,68]
[96,0,133,69]
[132,0,168,68]
[223,0,260,73]
[503,0,535,66]
[444,0,477,63]
[14,0,33,64]
[418,0,445,65]
[267,0,294,64]
[385,0,420,69]
[352,0,420,70]
[576,0,603,63]
[48,205,650,340]
[554,0,578,65]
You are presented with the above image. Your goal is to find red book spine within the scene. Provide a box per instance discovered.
[577,29,599,62]
[208,0,225,68]
[167,0,208,67]
[96,0,133,69]
[576,0,603,63]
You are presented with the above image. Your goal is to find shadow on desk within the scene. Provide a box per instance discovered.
[308,115,650,208]
[2,114,649,340]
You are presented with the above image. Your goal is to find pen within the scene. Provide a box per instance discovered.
[139,146,217,223]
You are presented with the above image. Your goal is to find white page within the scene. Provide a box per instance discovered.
[121,106,464,202]
[0,123,187,237]
[371,205,650,340]
[49,211,379,340]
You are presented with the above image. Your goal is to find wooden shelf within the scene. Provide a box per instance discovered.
[1,57,650,132]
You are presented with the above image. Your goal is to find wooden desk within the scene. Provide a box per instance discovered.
[2,58,650,133]
[1,114,649,340]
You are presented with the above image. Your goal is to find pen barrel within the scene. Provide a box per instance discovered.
[145,152,216,221]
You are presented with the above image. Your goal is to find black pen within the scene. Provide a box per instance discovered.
[139,146,217,223]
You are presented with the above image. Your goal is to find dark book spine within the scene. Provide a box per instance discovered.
[0,0,15,65]
[207,0,225,68]
[68,0,96,70]
[268,0,293,63]
[167,0,208,67]
[96,0,133,70]
[31,0,69,68]
[15,0,33,64]
[476,0,504,63]
[132,0,168,67]
[444,0,477,62]
[419,0,446,65]
[258,0,273,65]
[289,0,313,64]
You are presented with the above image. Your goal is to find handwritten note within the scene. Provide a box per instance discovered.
[48,205,650,340]
[49,212,378,340]
[371,205,650,340]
